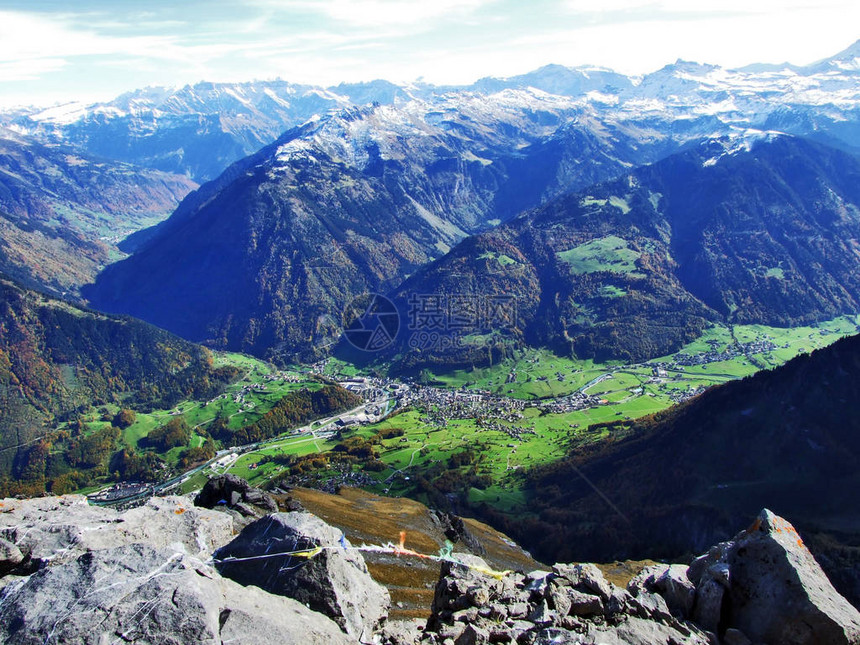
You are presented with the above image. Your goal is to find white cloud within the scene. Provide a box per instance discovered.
[0,58,67,82]
[562,0,854,13]
[0,11,183,64]
[508,5,860,74]
[0,9,264,87]
[252,0,494,28]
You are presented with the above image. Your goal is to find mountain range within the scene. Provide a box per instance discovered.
[82,92,658,361]
[60,41,860,364]
[3,39,859,184]
[0,81,352,182]
[393,133,860,367]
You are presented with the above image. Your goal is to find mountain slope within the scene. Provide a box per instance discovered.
[2,81,357,182]
[499,330,860,604]
[393,134,860,367]
[84,93,653,361]
[0,128,196,296]
[469,63,634,96]
[0,277,236,484]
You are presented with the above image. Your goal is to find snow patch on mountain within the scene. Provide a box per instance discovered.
[4,40,860,181]
[30,102,90,125]
[701,130,786,167]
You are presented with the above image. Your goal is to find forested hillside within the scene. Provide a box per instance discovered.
[0,128,195,296]
[393,135,860,369]
[0,278,238,490]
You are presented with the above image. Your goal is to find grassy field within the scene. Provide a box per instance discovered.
[232,314,860,514]
[345,402,646,512]
[425,315,860,400]
[477,250,518,267]
[178,430,340,492]
[556,235,642,276]
[113,352,321,453]
[69,352,326,491]
[428,349,614,399]
[83,315,860,510]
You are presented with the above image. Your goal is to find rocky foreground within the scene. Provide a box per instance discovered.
[1,477,859,644]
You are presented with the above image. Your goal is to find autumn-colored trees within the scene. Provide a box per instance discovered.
[113,409,136,428]
[213,385,362,447]
[144,417,191,451]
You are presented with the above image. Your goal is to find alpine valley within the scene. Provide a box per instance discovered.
[76,40,860,361]
[0,127,196,297]
[3,36,860,644]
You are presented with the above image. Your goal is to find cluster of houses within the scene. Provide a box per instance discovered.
[205,381,268,409]
[401,384,528,421]
[262,371,304,384]
[336,374,612,434]
[536,389,604,414]
[476,417,538,441]
[283,462,376,494]
[669,338,776,368]
[669,385,708,404]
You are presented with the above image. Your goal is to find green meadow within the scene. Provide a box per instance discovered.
[425,315,860,400]
[214,314,860,510]
[556,235,643,276]
[69,352,324,486]
[79,315,860,509]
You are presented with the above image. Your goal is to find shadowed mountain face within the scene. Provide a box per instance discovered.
[493,331,860,605]
[84,96,662,362]
[392,135,860,368]
[0,128,196,297]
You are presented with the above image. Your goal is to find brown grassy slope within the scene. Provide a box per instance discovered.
[291,486,541,620]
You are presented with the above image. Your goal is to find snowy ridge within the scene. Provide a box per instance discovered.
[273,89,584,172]
[2,39,859,181]
[701,129,787,167]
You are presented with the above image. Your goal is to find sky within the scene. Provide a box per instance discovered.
[0,0,859,108]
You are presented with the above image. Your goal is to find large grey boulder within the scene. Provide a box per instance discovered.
[582,615,712,645]
[0,495,234,566]
[215,511,390,640]
[379,618,425,645]
[0,543,352,644]
[688,508,860,645]
[552,562,613,601]
[628,563,696,618]
[0,536,24,575]
[429,509,486,555]
[693,573,726,633]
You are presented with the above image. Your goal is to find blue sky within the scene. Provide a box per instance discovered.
[1,0,858,107]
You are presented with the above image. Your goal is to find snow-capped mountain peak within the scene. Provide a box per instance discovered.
[3,40,860,183]
[808,38,860,73]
